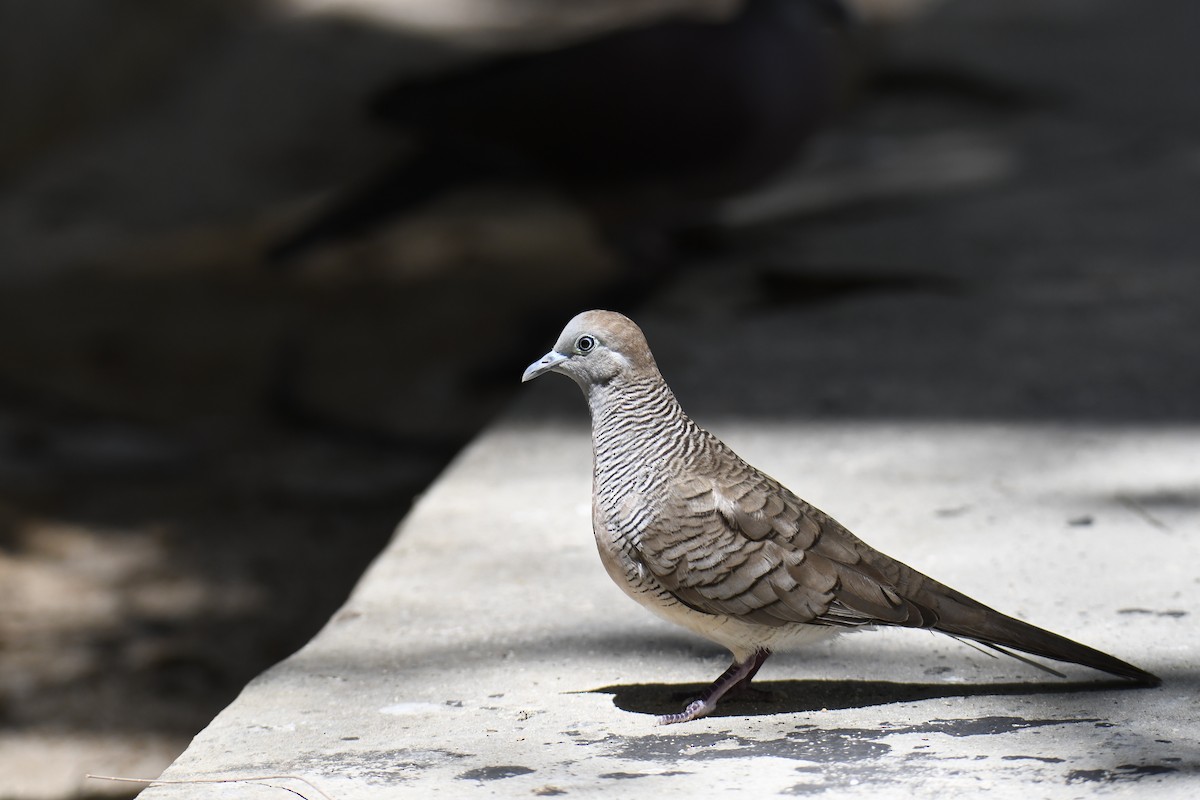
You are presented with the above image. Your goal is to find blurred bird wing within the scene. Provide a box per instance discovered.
[637,466,938,629]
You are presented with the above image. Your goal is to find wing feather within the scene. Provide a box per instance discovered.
[636,452,929,629]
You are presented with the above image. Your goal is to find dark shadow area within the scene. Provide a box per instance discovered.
[593,677,1151,720]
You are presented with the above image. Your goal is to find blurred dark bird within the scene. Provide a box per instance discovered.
[267,0,850,267]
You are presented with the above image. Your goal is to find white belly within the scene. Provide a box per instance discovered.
[635,582,841,661]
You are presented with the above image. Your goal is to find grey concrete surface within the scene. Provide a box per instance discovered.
[122,0,1200,796]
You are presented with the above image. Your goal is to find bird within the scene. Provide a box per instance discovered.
[267,0,849,266]
[521,310,1160,724]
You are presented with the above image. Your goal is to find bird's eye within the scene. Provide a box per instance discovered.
[576,335,596,353]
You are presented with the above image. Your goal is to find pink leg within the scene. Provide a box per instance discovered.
[656,648,772,725]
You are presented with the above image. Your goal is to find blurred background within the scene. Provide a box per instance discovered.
[1,0,1196,797]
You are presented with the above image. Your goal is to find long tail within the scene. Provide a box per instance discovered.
[926,590,1160,686]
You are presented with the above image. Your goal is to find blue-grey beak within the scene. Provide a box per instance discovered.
[522,350,568,382]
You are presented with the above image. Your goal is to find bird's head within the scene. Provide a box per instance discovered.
[522,310,658,391]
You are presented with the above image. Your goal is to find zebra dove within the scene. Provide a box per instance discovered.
[522,310,1159,724]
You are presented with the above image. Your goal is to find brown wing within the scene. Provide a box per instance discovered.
[634,451,942,630]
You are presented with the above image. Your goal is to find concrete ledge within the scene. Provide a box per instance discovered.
[139,420,1199,798]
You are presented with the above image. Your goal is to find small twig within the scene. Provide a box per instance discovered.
[86,773,335,800]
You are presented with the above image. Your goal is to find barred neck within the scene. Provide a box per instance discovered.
[587,374,694,475]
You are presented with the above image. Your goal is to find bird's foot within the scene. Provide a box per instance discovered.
[654,648,772,725]
[655,698,715,726]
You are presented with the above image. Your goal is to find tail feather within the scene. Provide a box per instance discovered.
[947,635,1066,679]
[854,543,1160,686]
[931,596,1160,686]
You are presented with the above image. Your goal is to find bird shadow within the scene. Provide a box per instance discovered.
[590,677,1145,720]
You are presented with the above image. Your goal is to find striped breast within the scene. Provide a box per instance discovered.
[587,376,709,607]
